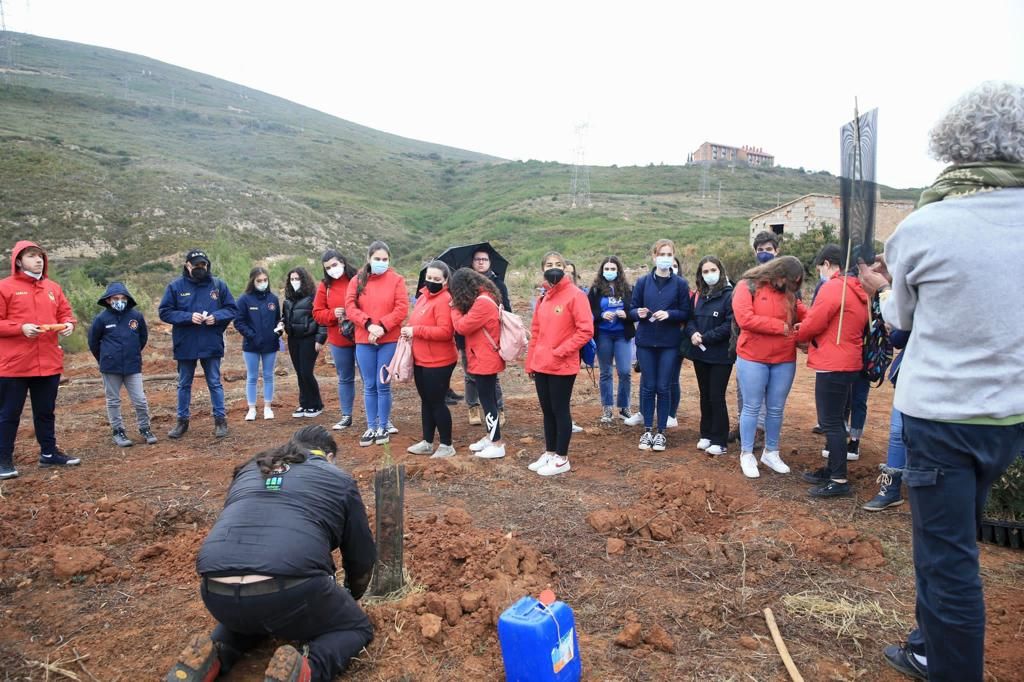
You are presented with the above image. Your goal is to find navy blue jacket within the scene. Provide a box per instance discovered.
[888,328,910,385]
[158,271,237,360]
[629,271,691,348]
[684,285,734,365]
[88,282,148,375]
[234,290,282,354]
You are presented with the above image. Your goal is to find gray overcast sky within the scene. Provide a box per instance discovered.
[5,0,1023,188]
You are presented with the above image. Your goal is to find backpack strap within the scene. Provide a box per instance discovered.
[475,295,501,351]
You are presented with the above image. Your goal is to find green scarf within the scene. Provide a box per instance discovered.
[918,161,1024,207]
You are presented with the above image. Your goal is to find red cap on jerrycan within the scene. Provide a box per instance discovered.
[538,590,556,606]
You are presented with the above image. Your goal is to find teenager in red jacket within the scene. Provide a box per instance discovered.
[0,241,80,478]
[401,261,458,458]
[345,241,409,447]
[313,249,358,431]
[525,251,594,476]
[450,268,506,460]
[732,255,807,480]
[796,244,869,498]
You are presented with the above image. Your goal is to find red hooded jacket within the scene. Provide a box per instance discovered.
[732,281,807,365]
[796,273,869,372]
[0,241,76,377]
[451,291,505,375]
[409,287,458,368]
[344,269,409,345]
[312,276,355,348]
[526,276,594,375]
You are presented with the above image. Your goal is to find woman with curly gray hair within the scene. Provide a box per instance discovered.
[858,81,1024,682]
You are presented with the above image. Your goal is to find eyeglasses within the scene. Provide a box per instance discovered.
[473,257,490,262]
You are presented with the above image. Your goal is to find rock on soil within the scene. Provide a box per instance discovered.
[614,622,643,648]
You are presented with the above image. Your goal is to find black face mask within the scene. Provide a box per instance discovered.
[544,268,564,286]
[425,281,444,295]
[190,266,210,282]
[773,281,787,292]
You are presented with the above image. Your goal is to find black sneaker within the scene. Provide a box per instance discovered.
[304,408,323,418]
[812,423,824,434]
[883,643,928,680]
[112,428,134,448]
[39,451,81,467]
[0,462,18,480]
[808,480,852,498]
[358,428,375,447]
[846,438,861,460]
[638,431,654,451]
[332,415,353,430]
[652,432,667,452]
[140,428,158,445]
[445,389,460,406]
[802,467,831,484]
[374,427,390,445]
[292,407,306,418]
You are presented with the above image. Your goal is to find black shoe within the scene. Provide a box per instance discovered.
[214,417,229,439]
[168,417,189,439]
[112,428,134,448]
[883,643,928,680]
[846,438,861,460]
[0,461,19,479]
[808,480,852,498]
[812,423,824,434]
[802,467,830,484]
[140,428,158,445]
[446,388,463,401]
[727,429,738,444]
[39,450,81,467]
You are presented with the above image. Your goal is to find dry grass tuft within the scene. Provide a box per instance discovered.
[783,590,908,642]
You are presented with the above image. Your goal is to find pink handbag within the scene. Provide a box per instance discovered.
[379,336,414,384]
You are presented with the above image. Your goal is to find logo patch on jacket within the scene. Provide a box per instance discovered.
[179,292,191,297]
[554,305,563,314]
[210,290,219,300]
[48,291,56,302]
[268,302,276,311]
[129,319,139,330]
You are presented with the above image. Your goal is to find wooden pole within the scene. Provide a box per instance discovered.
[764,607,804,682]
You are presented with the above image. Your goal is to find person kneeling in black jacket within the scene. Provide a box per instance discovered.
[165,425,376,682]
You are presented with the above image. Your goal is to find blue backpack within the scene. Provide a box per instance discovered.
[580,338,597,368]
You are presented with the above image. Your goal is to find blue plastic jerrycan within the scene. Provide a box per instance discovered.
[497,594,581,682]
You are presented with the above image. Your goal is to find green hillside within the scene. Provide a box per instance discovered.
[1,31,920,299]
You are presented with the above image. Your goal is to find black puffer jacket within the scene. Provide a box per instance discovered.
[283,294,327,343]
[684,284,734,365]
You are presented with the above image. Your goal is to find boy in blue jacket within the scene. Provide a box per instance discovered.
[158,249,237,439]
[89,282,157,447]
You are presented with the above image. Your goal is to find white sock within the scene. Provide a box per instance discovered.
[913,653,927,666]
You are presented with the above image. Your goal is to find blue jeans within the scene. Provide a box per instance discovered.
[669,354,683,418]
[735,357,795,453]
[886,407,906,468]
[846,375,871,439]
[597,332,631,409]
[901,415,1024,681]
[177,357,225,419]
[637,346,677,430]
[355,343,396,428]
[329,344,356,416]
[242,351,277,405]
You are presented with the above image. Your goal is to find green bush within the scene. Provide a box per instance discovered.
[985,455,1024,522]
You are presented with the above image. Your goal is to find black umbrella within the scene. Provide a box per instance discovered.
[416,242,509,292]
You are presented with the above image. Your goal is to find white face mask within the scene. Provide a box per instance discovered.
[290,280,301,292]
[702,271,720,286]
[22,269,43,280]
[326,265,344,279]
[255,281,269,292]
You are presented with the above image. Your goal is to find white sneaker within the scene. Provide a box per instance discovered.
[624,412,644,426]
[263,406,274,420]
[705,445,727,456]
[431,444,456,459]
[469,436,492,452]
[760,449,790,474]
[291,407,305,418]
[528,453,555,471]
[407,440,434,456]
[386,420,399,434]
[666,416,679,428]
[740,452,760,478]
[245,407,257,421]
[696,438,711,450]
[600,408,614,424]
[537,456,571,476]
[476,443,506,459]
[571,422,584,433]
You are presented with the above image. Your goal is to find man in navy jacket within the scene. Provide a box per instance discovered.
[89,282,157,447]
[158,249,237,439]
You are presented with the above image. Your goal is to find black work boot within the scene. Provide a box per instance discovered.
[213,417,229,438]
[168,417,190,439]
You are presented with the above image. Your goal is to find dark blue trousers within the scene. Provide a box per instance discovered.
[901,415,1024,682]
[0,374,61,465]
[202,574,373,682]
[637,345,677,431]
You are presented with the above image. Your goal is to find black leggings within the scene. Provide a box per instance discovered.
[288,336,323,410]
[413,363,456,445]
[534,372,577,457]
[474,373,501,442]
[693,361,733,447]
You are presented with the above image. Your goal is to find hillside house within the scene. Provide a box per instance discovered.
[748,193,915,245]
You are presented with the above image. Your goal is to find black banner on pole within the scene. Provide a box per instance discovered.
[839,108,878,267]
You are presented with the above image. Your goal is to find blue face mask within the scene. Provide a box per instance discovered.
[111,300,127,312]
[655,256,674,271]
[756,251,775,264]
[603,270,617,282]
[370,261,389,275]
